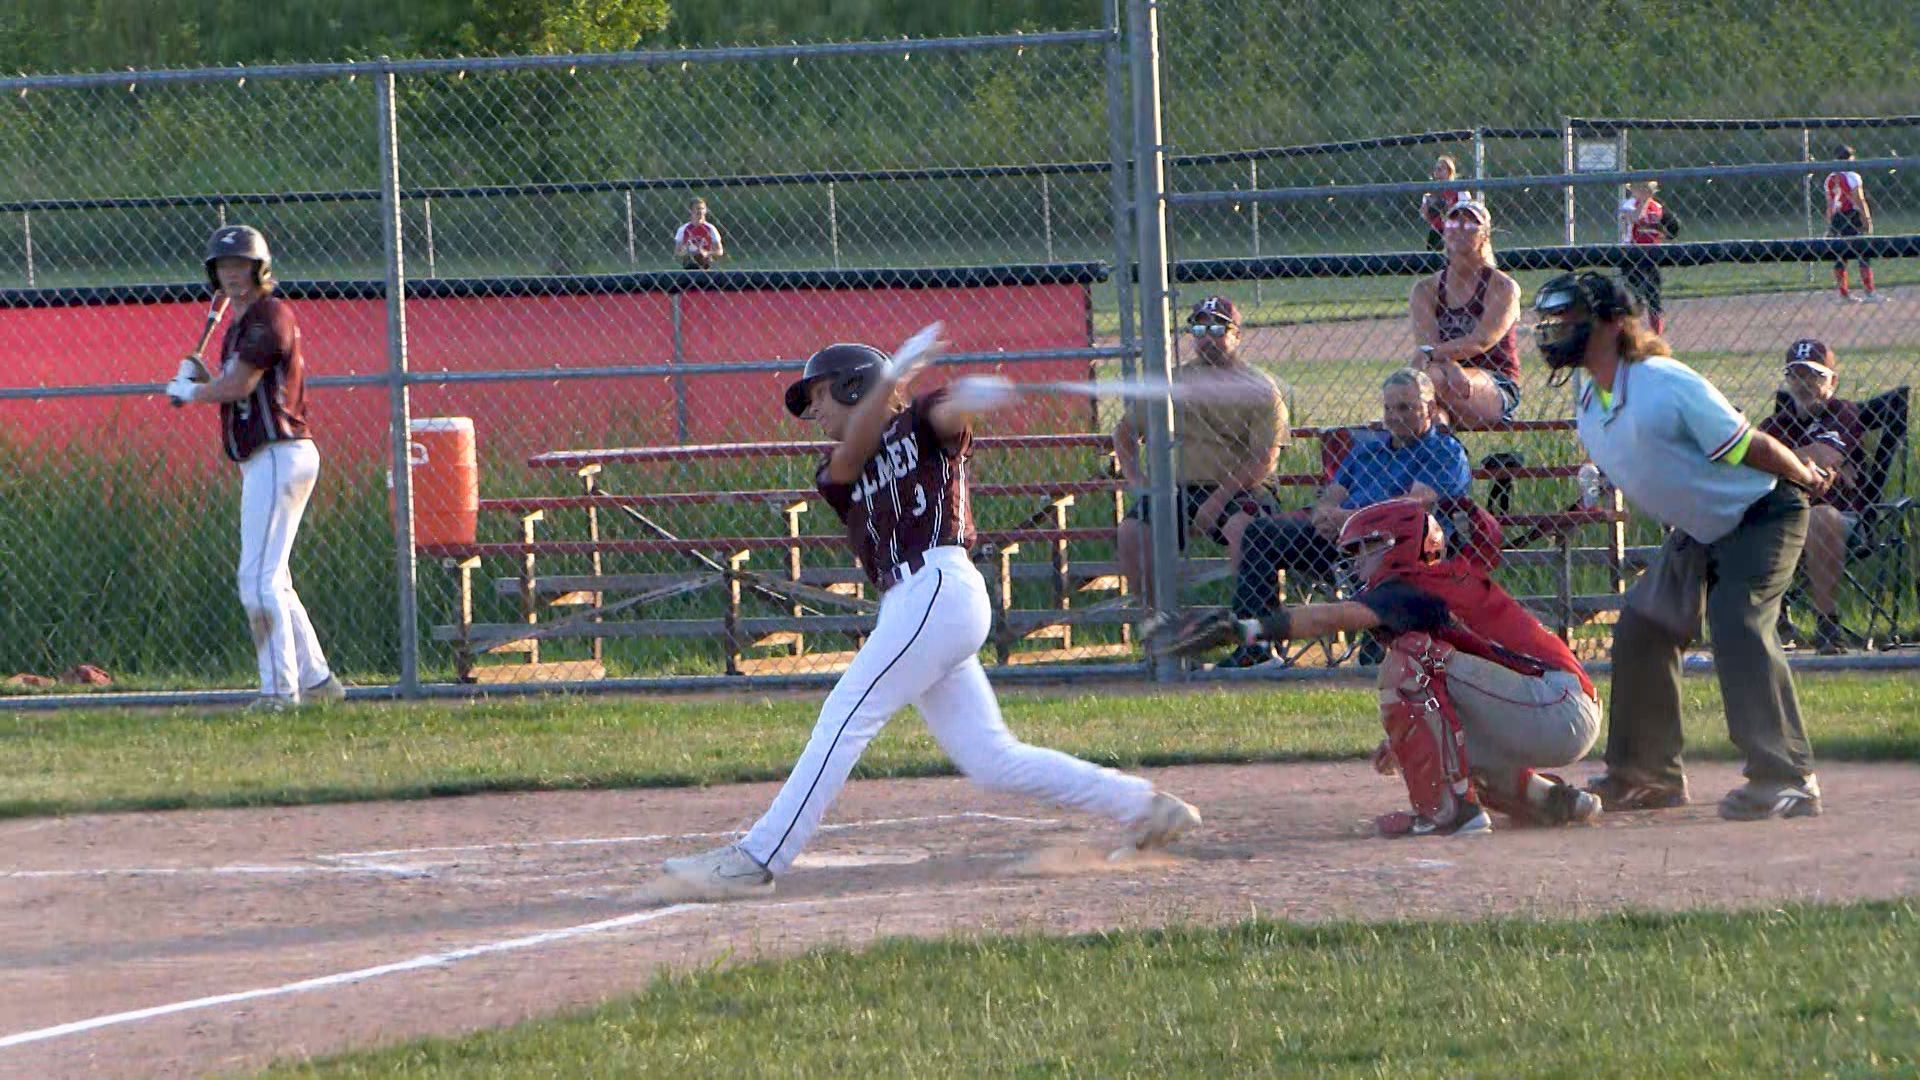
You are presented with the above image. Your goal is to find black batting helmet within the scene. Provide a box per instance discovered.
[204,225,273,290]
[784,342,888,418]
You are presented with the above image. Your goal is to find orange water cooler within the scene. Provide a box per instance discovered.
[396,417,478,547]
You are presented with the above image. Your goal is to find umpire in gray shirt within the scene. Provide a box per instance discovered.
[1530,272,1833,821]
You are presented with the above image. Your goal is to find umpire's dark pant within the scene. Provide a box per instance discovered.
[1606,484,1814,787]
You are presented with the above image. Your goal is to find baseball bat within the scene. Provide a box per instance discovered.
[192,295,231,362]
[167,296,230,408]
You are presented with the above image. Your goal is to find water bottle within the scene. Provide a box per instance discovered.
[1577,462,1604,508]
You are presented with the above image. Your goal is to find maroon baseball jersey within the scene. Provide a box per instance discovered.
[1758,398,1868,513]
[1434,265,1521,385]
[816,388,973,585]
[218,295,311,463]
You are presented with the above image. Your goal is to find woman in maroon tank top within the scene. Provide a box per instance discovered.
[1408,198,1522,427]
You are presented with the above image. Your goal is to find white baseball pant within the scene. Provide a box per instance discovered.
[1444,652,1601,799]
[237,439,333,702]
[740,546,1155,875]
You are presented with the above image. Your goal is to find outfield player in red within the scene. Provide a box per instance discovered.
[165,226,342,709]
[1150,498,1602,836]
[1617,180,1669,334]
[656,330,1199,900]
[673,197,725,269]
[1825,145,1879,302]
[1417,155,1464,252]
[1409,198,1523,426]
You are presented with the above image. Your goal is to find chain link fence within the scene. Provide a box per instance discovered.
[3,2,1918,702]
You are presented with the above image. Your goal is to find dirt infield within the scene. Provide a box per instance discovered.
[5,760,1918,1076]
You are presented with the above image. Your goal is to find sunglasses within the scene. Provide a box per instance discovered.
[1187,322,1232,337]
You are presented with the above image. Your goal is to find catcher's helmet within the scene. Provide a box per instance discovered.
[204,225,273,290]
[784,342,888,418]
[1530,270,1632,371]
[1336,498,1446,586]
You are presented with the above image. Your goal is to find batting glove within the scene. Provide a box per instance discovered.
[944,375,1022,415]
[165,374,200,407]
[174,357,210,383]
[885,321,945,387]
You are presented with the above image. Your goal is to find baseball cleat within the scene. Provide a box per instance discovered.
[1130,791,1201,850]
[658,842,774,900]
[302,674,347,704]
[1539,773,1603,826]
[1583,772,1689,811]
[244,695,294,714]
[1717,775,1822,821]
[1375,804,1492,838]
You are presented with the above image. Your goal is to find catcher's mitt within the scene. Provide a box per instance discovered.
[1139,607,1245,658]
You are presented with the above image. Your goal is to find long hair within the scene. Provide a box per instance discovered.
[1616,314,1670,363]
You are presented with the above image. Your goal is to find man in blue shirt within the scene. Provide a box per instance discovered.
[1218,369,1472,666]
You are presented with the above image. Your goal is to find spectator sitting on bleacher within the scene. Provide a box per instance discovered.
[1217,369,1472,667]
[1113,294,1289,605]
[1409,197,1522,428]
[1759,340,1869,654]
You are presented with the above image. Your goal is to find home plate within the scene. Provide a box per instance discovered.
[997,843,1180,878]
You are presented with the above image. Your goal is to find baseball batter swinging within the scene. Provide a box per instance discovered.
[1147,498,1602,836]
[165,226,342,709]
[658,328,1200,899]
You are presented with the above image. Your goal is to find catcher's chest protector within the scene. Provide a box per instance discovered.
[1378,632,1475,821]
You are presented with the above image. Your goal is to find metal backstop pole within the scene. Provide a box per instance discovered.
[1127,0,1181,680]
[376,68,421,697]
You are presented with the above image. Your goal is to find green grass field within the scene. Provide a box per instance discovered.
[265,902,1920,1078]
[3,671,1914,818]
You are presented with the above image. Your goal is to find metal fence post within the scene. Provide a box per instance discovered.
[376,66,420,698]
[423,196,436,278]
[1250,160,1261,305]
[1128,0,1181,681]
[625,190,637,266]
[1473,126,1486,183]
[1803,127,1815,283]
[1561,116,1575,244]
[21,212,31,287]
[670,291,690,442]
[1103,0,1139,383]
[828,181,840,268]
[1041,173,1055,262]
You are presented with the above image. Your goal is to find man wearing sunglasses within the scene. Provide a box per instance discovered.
[1758,340,1868,653]
[1113,295,1289,608]
[1145,498,1602,837]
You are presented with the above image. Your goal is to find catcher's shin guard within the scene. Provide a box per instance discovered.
[1378,633,1475,823]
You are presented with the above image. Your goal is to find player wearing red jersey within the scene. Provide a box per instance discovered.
[1824,145,1878,302]
[1146,498,1602,836]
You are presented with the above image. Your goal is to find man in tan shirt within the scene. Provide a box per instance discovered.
[1113,295,1289,603]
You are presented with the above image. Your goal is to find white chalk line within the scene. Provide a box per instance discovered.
[313,811,1060,862]
[0,864,434,881]
[0,811,1060,886]
[0,883,1026,1052]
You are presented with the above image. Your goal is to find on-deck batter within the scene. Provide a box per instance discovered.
[166,226,342,709]
[657,332,1200,899]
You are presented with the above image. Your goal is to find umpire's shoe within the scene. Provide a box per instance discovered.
[303,674,347,704]
[1584,772,1689,812]
[1718,775,1822,821]
[660,842,775,900]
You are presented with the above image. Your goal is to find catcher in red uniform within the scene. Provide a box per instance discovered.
[1145,498,1603,836]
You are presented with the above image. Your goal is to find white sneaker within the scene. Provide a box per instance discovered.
[1130,791,1201,850]
[1847,294,1868,304]
[658,842,774,900]
[1864,291,1888,303]
[244,695,294,713]
[302,674,347,704]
